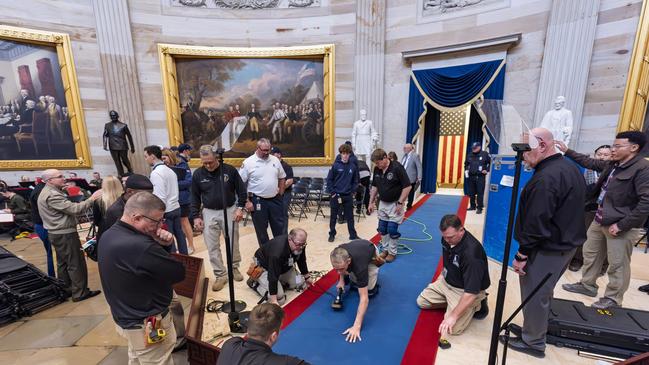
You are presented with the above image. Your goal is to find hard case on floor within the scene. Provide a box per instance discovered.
[548,298,649,357]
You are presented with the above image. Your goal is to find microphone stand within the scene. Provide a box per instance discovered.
[214,148,248,333]
[487,143,530,365]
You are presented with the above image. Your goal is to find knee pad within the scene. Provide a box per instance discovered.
[377,219,388,235]
[387,222,401,239]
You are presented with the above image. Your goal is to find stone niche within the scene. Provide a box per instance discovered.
[418,0,511,23]
[171,0,321,9]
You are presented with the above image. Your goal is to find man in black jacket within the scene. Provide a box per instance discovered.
[504,128,586,358]
[99,192,185,365]
[559,131,649,309]
[248,228,313,305]
[217,303,311,365]
[463,142,491,214]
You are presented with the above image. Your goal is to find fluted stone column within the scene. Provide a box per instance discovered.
[92,0,148,173]
[533,0,600,148]
[354,0,386,144]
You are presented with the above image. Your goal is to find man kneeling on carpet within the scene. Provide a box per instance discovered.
[330,239,384,343]
[247,228,313,305]
[217,303,311,365]
[416,214,490,348]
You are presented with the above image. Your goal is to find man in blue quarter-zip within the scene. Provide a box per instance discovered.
[326,143,360,242]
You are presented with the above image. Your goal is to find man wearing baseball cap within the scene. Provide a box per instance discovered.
[463,142,491,214]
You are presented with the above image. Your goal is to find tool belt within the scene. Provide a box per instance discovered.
[247,262,265,280]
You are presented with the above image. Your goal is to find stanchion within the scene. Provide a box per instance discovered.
[214,148,248,333]
[487,143,530,365]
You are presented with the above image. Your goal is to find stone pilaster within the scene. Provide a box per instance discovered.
[92,0,148,173]
[533,0,600,148]
[354,0,387,143]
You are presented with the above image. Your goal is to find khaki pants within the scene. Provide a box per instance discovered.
[416,276,486,335]
[255,267,300,304]
[580,221,637,305]
[202,206,241,278]
[115,311,176,365]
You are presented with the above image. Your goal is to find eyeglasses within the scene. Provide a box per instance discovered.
[290,237,307,247]
[258,148,270,153]
[611,144,633,150]
[140,214,165,226]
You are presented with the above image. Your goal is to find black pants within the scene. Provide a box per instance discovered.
[110,149,133,177]
[282,190,292,235]
[329,194,357,238]
[251,195,285,246]
[465,175,486,209]
[406,182,417,209]
[357,177,371,211]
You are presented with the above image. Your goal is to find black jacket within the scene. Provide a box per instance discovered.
[514,154,587,255]
[217,337,310,365]
[464,150,491,176]
[254,235,308,296]
[98,221,185,329]
[566,149,649,231]
[103,121,134,151]
[190,163,247,219]
[29,183,46,225]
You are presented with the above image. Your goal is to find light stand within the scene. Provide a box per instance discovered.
[214,148,248,333]
[487,142,530,365]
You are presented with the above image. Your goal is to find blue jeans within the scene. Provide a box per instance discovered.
[34,224,55,277]
[165,208,188,254]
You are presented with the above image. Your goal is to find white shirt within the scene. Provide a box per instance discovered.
[239,154,286,198]
[150,162,180,213]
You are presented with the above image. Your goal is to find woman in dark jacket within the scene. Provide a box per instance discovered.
[162,148,195,254]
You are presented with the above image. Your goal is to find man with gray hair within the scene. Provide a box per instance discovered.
[239,138,286,245]
[330,239,382,343]
[37,169,102,302]
[191,145,247,291]
[99,192,185,365]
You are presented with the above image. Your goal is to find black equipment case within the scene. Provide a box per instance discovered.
[547,298,649,359]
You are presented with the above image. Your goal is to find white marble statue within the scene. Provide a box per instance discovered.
[540,95,573,145]
[351,109,378,161]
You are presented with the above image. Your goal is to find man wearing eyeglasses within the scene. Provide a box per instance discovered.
[504,128,587,358]
[559,131,649,310]
[37,169,103,302]
[99,192,185,365]
[239,138,287,246]
[248,228,312,305]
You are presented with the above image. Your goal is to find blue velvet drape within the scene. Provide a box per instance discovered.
[421,106,440,194]
[412,60,503,108]
[406,78,425,143]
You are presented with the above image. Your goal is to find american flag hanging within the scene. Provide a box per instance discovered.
[437,109,467,187]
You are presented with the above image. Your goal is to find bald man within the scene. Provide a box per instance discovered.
[38,169,103,302]
[501,128,586,358]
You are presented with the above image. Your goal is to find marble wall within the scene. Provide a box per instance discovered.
[0,0,643,183]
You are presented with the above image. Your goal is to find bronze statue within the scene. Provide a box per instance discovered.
[103,110,134,177]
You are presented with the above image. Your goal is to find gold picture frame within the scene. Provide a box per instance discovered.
[618,0,649,132]
[158,43,335,167]
[0,25,91,170]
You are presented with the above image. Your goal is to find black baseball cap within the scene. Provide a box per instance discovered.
[471,142,481,148]
[271,147,282,155]
[125,174,153,190]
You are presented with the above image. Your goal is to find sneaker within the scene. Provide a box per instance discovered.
[385,254,396,263]
[562,282,597,297]
[467,206,476,211]
[328,234,335,242]
[188,247,195,255]
[639,284,649,293]
[72,289,101,302]
[591,297,619,309]
[232,268,244,282]
[476,208,483,214]
[212,277,228,292]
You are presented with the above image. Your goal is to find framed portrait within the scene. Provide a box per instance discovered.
[158,43,335,166]
[0,25,91,170]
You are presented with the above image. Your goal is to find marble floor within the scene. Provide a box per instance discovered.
[0,190,648,364]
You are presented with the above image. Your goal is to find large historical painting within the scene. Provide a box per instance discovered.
[159,44,335,166]
[0,25,91,169]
